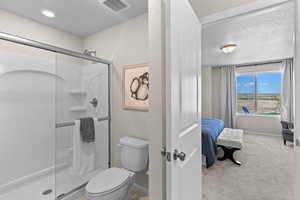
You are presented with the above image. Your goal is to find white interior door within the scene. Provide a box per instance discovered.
[165,0,202,200]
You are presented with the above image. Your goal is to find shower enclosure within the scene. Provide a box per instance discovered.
[0,32,111,200]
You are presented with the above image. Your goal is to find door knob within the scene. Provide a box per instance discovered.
[173,149,186,161]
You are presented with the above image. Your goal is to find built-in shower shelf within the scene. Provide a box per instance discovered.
[68,89,87,96]
[69,106,87,112]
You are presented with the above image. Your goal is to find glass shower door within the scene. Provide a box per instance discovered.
[55,54,109,199]
[0,40,56,200]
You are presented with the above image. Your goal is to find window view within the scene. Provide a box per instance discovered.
[236,71,281,115]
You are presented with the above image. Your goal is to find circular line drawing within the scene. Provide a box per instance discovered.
[129,72,149,101]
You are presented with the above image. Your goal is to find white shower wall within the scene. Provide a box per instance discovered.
[55,57,109,170]
[82,63,109,119]
[0,48,56,190]
[0,47,109,193]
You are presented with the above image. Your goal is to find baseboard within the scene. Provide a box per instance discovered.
[133,183,149,196]
[0,162,68,194]
[244,130,281,137]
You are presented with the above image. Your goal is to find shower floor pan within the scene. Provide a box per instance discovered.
[0,167,104,200]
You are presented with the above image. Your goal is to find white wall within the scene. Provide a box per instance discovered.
[236,115,281,135]
[211,67,221,118]
[202,3,294,135]
[0,9,83,52]
[84,14,149,188]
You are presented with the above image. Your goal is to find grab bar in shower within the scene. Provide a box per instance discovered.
[55,116,110,128]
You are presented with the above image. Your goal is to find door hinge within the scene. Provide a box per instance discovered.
[161,147,171,162]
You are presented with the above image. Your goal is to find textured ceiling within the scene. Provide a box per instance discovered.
[202,2,294,66]
[0,0,147,37]
[190,0,260,18]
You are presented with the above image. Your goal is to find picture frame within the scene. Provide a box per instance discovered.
[122,63,149,111]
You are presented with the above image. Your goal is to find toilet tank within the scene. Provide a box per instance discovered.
[119,137,149,172]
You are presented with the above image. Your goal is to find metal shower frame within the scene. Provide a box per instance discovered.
[0,31,112,198]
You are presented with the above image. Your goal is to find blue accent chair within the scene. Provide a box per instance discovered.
[242,106,250,114]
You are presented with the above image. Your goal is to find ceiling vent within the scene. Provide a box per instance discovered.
[101,0,129,12]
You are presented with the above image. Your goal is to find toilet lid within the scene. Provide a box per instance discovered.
[86,168,131,194]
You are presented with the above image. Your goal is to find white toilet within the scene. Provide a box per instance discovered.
[85,137,149,200]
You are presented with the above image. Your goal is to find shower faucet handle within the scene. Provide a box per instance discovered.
[89,98,98,108]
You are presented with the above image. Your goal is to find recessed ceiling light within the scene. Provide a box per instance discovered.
[41,9,55,18]
[220,44,237,54]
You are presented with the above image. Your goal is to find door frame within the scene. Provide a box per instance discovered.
[149,0,298,200]
[148,0,166,200]
[294,0,300,199]
[201,0,299,199]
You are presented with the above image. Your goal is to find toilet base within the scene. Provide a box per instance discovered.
[85,172,135,200]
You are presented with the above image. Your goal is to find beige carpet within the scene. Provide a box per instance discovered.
[202,134,295,200]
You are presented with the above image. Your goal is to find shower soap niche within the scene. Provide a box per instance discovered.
[68,89,87,96]
[69,106,87,112]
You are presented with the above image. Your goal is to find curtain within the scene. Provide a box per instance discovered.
[281,59,294,122]
[219,66,236,128]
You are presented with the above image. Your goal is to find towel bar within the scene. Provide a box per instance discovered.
[55,116,110,128]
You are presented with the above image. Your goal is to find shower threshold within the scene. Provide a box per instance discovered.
[55,182,87,200]
[0,167,104,200]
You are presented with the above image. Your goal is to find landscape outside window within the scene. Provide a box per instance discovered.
[236,71,281,115]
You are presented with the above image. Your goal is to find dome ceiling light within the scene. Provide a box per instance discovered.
[220,44,237,54]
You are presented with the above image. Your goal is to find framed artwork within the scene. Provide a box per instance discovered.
[123,63,149,111]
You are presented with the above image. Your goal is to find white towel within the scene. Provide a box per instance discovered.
[73,118,97,177]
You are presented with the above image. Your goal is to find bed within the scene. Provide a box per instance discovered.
[202,118,225,168]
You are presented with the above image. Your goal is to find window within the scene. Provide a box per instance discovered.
[236,64,281,115]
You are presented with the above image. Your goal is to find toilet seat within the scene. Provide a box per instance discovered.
[86,168,132,195]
